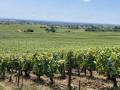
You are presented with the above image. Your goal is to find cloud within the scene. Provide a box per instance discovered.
[83,0,90,2]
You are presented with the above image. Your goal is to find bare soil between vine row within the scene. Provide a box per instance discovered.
[0,70,120,90]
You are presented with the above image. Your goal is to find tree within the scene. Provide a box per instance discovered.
[50,26,56,32]
[45,26,56,33]
[24,29,34,32]
[45,28,49,32]
[74,25,79,29]
[68,25,71,29]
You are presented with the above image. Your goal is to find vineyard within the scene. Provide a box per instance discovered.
[0,0,120,89]
[1,24,120,89]
[1,47,120,89]
[1,24,120,54]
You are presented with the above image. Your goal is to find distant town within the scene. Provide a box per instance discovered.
[0,18,119,30]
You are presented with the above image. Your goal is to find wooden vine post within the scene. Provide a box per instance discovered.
[18,60,21,86]
[62,63,65,79]
[84,55,86,76]
[68,51,73,90]
[68,59,72,90]
[79,80,80,90]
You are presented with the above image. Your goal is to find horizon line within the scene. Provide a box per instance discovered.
[0,17,119,26]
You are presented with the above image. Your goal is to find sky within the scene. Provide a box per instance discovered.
[0,0,120,24]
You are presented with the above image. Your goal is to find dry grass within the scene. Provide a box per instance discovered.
[0,70,120,90]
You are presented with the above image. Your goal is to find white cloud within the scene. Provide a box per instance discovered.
[83,0,90,2]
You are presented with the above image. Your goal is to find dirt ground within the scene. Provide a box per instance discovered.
[0,70,119,90]
[17,29,22,32]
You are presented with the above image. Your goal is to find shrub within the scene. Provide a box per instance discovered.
[45,27,56,33]
[24,29,34,32]
[49,28,56,32]
[66,30,71,32]
[27,29,34,32]
[45,28,49,32]
[40,26,46,28]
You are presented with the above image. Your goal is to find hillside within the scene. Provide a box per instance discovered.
[1,24,120,54]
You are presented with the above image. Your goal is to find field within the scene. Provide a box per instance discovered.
[1,24,120,54]
[1,24,120,90]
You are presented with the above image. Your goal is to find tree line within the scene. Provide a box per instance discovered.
[85,26,120,32]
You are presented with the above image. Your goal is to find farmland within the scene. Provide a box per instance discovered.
[1,24,120,90]
[1,24,120,54]
[1,0,120,89]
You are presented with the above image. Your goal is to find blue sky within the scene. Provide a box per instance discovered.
[0,0,120,24]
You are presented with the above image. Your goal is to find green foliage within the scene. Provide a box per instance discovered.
[73,51,84,69]
[95,48,120,87]
[24,29,34,32]
[85,26,120,32]
[1,24,120,54]
[0,55,10,78]
[74,25,79,29]
[1,48,120,86]
[70,25,79,29]
[45,26,56,32]
[95,48,120,77]
[40,26,46,28]
[49,28,56,32]
[57,59,66,78]
[56,51,66,78]
[86,49,96,70]
[33,54,44,80]
[2,24,120,87]
[95,48,113,75]
[66,30,71,32]
[22,55,33,77]
[65,51,74,71]
[0,85,6,90]
[45,28,49,32]
[9,55,20,70]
